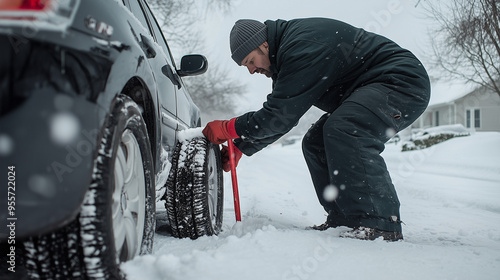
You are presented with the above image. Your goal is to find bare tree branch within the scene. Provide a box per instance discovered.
[424,0,500,97]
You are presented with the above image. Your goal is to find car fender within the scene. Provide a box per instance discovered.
[0,89,102,240]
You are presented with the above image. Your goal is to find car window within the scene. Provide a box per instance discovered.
[126,0,152,36]
[141,1,177,68]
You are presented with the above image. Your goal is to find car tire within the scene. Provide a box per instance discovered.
[164,137,223,239]
[22,95,155,279]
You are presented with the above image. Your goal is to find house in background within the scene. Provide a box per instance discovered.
[413,82,500,132]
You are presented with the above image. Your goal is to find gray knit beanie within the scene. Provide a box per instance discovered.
[230,19,268,65]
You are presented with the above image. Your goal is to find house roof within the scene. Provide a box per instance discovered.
[428,81,477,107]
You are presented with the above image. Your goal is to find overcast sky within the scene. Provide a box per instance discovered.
[195,0,464,113]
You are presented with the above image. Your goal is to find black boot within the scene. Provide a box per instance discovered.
[309,220,338,231]
[340,227,403,242]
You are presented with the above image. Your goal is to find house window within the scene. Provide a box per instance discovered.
[435,111,439,126]
[466,110,471,128]
[466,109,481,128]
[474,109,481,128]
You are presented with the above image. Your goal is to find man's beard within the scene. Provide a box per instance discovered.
[257,68,272,78]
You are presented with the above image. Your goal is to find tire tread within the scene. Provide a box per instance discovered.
[164,137,223,239]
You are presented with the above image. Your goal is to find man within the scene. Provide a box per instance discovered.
[202,18,430,241]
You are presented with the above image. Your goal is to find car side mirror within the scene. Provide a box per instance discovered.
[177,54,208,77]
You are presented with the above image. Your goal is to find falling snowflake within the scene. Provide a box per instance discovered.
[323,185,339,202]
[50,112,81,145]
[0,134,14,156]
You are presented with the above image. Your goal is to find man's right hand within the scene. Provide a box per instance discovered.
[202,119,239,145]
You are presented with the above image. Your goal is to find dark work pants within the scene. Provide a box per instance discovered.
[302,84,429,232]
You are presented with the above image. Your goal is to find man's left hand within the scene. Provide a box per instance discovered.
[220,144,243,172]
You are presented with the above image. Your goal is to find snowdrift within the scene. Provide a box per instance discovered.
[122,131,500,280]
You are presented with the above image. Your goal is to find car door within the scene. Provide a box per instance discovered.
[175,74,199,130]
[124,0,178,152]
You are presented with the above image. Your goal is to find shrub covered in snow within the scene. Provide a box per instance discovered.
[401,124,470,151]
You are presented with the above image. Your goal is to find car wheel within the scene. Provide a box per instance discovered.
[22,95,155,279]
[164,137,223,239]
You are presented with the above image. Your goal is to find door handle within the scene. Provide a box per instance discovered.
[161,65,181,89]
[140,34,156,58]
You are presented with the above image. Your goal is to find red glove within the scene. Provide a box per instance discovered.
[203,118,239,144]
[220,143,243,172]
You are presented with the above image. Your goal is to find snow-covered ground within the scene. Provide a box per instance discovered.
[122,131,500,280]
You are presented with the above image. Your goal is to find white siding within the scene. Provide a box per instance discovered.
[413,85,500,132]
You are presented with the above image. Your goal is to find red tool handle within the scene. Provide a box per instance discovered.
[227,140,241,222]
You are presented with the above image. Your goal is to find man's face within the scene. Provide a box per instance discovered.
[241,42,272,78]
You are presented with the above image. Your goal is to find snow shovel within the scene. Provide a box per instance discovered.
[227,140,242,222]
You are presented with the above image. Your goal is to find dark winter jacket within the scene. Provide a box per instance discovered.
[234,18,430,156]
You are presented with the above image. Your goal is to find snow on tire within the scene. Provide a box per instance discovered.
[164,137,224,239]
[22,95,155,279]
